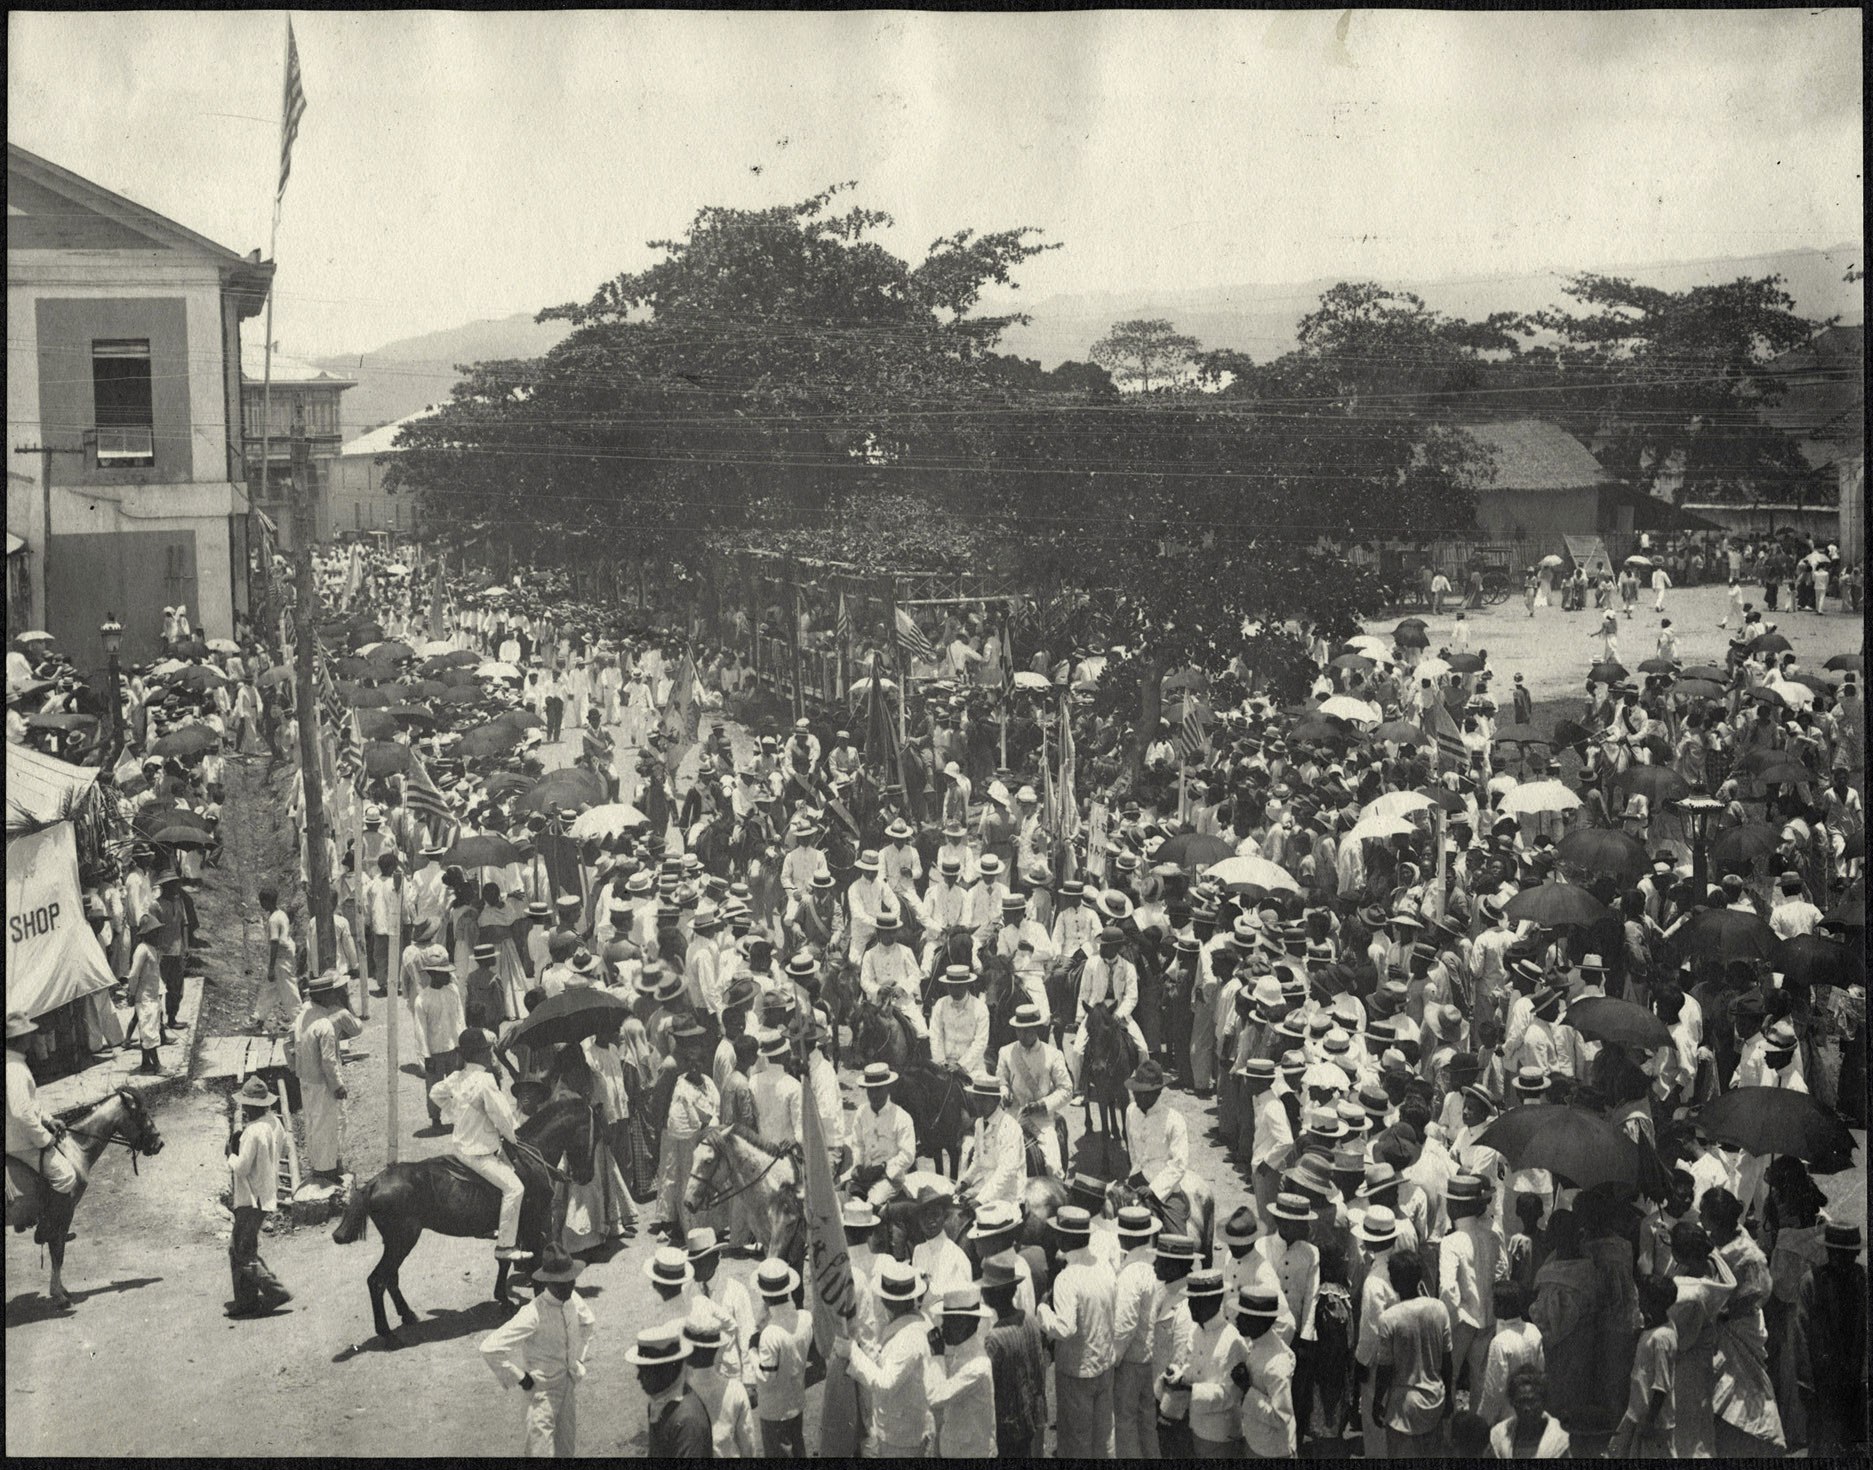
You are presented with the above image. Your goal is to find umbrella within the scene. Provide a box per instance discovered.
[1589,660,1628,684]
[1318,695,1381,724]
[1555,828,1648,880]
[1677,907,1776,961]
[148,825,212,849]
[13,630,55,644]
[849,676,900,695]
[495,708,546,731]
[440,649,482,668]
[1617,766,1690,805]
[440,668,482,688]
[1751,762,1814,790]
[481,587,510,599]
[1680,664,1729,683]
[206,638,241,655]
[1624,553,1654,568]
[568,803,651,840]
[1372,719,1430,746]
[483,771,533,801]
[1538,554,1566,569]
[348,686,395,709]
[1676,679,1726,702]
[1361,790,1434,822]
[419,640,457,657]
[1394,616,1428,631]
[1413,657,1452,682]
[1828,878,1864,929]
[499,987,633,1052]
[515,767,609,816]
[1346,635,1393,657]
[150,726,216,757]
[1329,654,1376,674]
[1413,785,1469,814]
[346,622,386,647]
[1156,832,1236,870]
[24,712,97,732]
[178,665,228,691]
[1476,1105,1670,1192]
[1504,880,1609,929]
[458,723,524,759]
[1394,625,1429,648]
[362,741,414,777]
[1775,933,1848,989]
[1445,652,1485,674]
[1203,855,1303,894]
[1498,780,1581,817]
[1491,724,1548,747]
[1710,823,1781,865]
[1637,657,1677,675]
[1011,671,1051,691]
[1822,652,1861,672]
[400,678,448,700]
[1697,1088,1857,1170]
[350,710,395,740]
[257,666,294,688]
[1565,997,1671,1051]
[133,804,213,837]
[1346,813,1418,844]
[440,686,482,705]
[477,661,522,680]
[442,833,521,869]
[1290,715,1360,745]
[384,562,410,576]
[1750,633,1793,655]
[384,703,435,724]
[365,639,416,664]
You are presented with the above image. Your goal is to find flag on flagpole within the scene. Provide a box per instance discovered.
[799,1071,862,1457]
[335,711,365,796]
[1171,697,1210,763]
[277,20,307,205]
[316,653,345,733]
[894,606,936,665]
[402,750,453,829]
[1056,693,1082,844]
[1422,699,1468,771]
[659,655,699,775]
[835,592,851,645]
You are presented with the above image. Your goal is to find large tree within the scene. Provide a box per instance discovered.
[1090,317,1201,392]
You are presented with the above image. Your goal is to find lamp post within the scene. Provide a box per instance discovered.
[99,613,124,768]
[1678,794,1722,899]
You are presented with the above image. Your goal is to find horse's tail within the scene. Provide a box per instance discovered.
[331,1174,375,1245]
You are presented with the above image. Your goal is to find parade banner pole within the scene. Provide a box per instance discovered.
[799,1078,861,1457]
[350,785,369,1019]
[386,875,401,1162]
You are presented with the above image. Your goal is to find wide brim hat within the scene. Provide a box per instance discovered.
[1354,1206,1399,1246]
[533,1246,585,1283]
[624,1327,692,1366]
[755,1259,803,1298]
[306,972,348,998]
[874,1261,928,1302]
[860,1063,899,1088]
[967,1201,1022,1239]
[235,1074,277,1107]
[1125,1059,1167,1092]
[4,1010,41,1041]
[1268,1191,1319,1224]
[1010,1003,1047,1029]
[941,965,976,987]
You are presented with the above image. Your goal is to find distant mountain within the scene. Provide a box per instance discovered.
[313,312,571,440]
[994,243,1864,367]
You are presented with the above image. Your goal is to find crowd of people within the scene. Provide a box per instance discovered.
[6,534,1866,1457]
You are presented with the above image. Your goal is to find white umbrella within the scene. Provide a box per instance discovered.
[148,658,188,678]
[1347,635,1393,657]
[1203,855,1303,894]
[568,802,650,840]
[356,641,385,656]
[385,562,411,576]
[850,676,899,694]
[1499,780,1582,817]
[206,638,241,654]
[1770,679,1816,708]
[477,661,521,679]
[1318,695,1382,724]
[1346,813,1417,843]
[482,587,510,599]
[1360,790,1434,823]
[1624,554,1655,568]
[1012,670,1052,691]
[14,630,55,643]
[1413,657,1452,682]
[1488,773,1521,798]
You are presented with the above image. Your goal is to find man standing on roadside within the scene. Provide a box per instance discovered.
[289,972,360,1184]
[225,1074,292,1318]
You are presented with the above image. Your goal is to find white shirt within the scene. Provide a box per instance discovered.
[851,1100,916,1178]
[429,1062,520,1156]
[959,1107,1025,1207]
[749,1061,804,1146]
[929,993,989,1072]
[229,1112,286,1211]
[1126,1100,1189,1202]
[480,1289,596,1386]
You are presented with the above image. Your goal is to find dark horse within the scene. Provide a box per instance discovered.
[5,1087,164,1310]
[978,944,1024,1062]
[1081,1003,1138,1176]
[331,1096,596,1343]
[851,995,967,1179]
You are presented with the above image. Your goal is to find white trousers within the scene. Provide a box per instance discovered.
[458,1148,525,1248]
[521,1375,577,1457]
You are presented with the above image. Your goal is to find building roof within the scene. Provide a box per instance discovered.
[1453,418,1616,491]
[340,406,441,459]
[7,144,273,317]
[241,353,356,388]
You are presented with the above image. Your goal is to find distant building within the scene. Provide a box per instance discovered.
[331,407,435,536]
[1454,418,1694,552]
[240,354,355,549]
[6,143,272,662]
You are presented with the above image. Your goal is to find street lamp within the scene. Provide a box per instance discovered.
[99,614,123,767]
[1678,794,1723,899]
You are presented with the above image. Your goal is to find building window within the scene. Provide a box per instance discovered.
[92,339,156,465]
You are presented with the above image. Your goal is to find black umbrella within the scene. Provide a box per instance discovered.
[499,987,632,1052]
[1476,1105,1671,1192]
[1775,933,1848,989]
[1822,653,1861,672]
[1504,880,1610,929]
[1156,832,1235,869]
[1749,633,1793,655]
[443,833,522,869]
[1565,996,1670,1051]
[1828,878,1865,929]
[1710,823,1782,865]
[151,726,216,757]
[1678,907,1777,961]
[515,767,608,816]
[362,741,414,778]
[1680,664,1729,684]
[1555,828,1648,881]
[1698,1088,1857,1171]
[1617,766,1691,806]
[1589,660,1628,684]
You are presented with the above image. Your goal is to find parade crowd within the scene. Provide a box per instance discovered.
[6,535,1866,1458]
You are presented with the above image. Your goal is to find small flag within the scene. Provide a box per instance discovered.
[403,751,453,828]
[335,712,365,795]
[1056,692,1082,843]
[894,606,937,665]
[277,20,307,204]
[659,655,700,775]
[835,591,851,645]
[1423,699,1468,771]
[316,653,345,732]
[1172,697,1210,763]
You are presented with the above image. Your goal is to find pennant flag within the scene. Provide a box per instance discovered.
[402,750,453,829]
[659,655,700,775]
[1422,699,1468,771]
[1172,697,1210,763]
[277,20,307,204]
[799,1069,862,1457]
[1056,692,1082,843]
[894,606,936,665]
[835,591,851,645]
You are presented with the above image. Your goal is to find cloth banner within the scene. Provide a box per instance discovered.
[800,1075,862,1457]
[6,822,116,1019]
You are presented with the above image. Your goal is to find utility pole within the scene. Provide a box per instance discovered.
[14,442,86,637]
[289,401,337,968]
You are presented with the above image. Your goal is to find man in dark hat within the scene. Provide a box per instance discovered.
[1794,1221,1868,1453]
[225,1073,293,1318]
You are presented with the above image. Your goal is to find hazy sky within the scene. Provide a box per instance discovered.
[10,10,1862,360]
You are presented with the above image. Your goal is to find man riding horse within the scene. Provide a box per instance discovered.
[995,1004,1073,1177]
[1122,1058,1198,1239]
[1066,923,1149,1102]
[842,1061,917,1210]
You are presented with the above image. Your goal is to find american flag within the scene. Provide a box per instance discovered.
[894,607,937,665]
[835,592,851,645]
[335,711,365,795]
[402,750,453,829]
[1056,692,1082,842]
[316,653,345,732]
[1172,697,1210,762]
[277,20,307,204]
[1422,699,1468,771]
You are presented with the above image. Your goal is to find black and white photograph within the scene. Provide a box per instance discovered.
[5,8,1865,1458]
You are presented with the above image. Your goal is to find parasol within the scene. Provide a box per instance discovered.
[1503,880,1609,929]
[1677,907,1776,961]
[1623,554,1654,568]
[442,833,522,869]
[418,640,457,657]
[440,686,482,704]
[1565,996,1670,1051]
[1203,855,1303,894]
[257,666,294,687]
[1676,679,1726,702]
[354,710,398,741]
[1372,720,1430,746]
[1491,724,1549,747]
[1289,716,1360,745]
[515,767,608,816]
[1822,652,1861,672]
[1538,554,1566,569]
[1680,664,1729,683]
[1709,823,1781,865]
[348,686,395,709]
[499,988,633,1052]
[1361,791,1434,823]
[1555,828,1648,881]
[568,803,651,840]
[1011,671,1051,691]
[477,661,522,680]
[1498,780,1581,817]
[1329,654,1376,674]
[1774,933,1848,989]
[1413,657,1452,683]
[13,630,55,644]
[1345,812,1418,844]
[1393,625,1429,648]
[1750,758,1814,787]
[362,741,413,778]
[1637,657,1677,675]
[150,726,216,757]
[365,639,416,664]
[1476,1105,1670,1192]
[494,708,545,731]
[457,724,521,759]
[1588,660,1628,684]
[1697,1088,1857,1171]
[1155,832,1235,870]
[1616,766,1690,806]
[1318,695,1381,724]
[206,638,241,655]
[148,825,212,849]
[1413,785,1468,814]
[1445,652,1485,674]
[1750,633,1793,655]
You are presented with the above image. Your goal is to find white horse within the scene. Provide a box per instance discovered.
[681,1127,804,1270]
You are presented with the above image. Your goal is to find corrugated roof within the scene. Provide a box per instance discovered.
[240,352,356,387]
[340,406,441,459]
[1454,418,1615,491]
[5,742,98,826]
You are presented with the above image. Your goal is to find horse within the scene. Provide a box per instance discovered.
[818,954,862,1068]
[1080,1002,1138,1176]
[1107,1173,1217,1269]
[331,1096,596,1344]
[1047,949,1087,1052]
[681,1126,805,1275]
[978,944,1024,1062]
[850,997,967,1179]
[922,926,977,1010]
[5,1087,164,1310]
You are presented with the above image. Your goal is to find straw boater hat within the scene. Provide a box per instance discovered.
[1115,1204,1160,1241]
[854,849,880,873]
[860,1060,899,1089]
[884,817,914,842]
[841,1199,880,1233]
[1010,1003,1047,1031]
[5,1012,38,1042]
[941,1284,995,1321]
[306,971,348,1001]
[968,1201,1022,1240]
[966,1072,1005,1101]
[1052,1205,1094,1241]
[1355,1204,1399,1248]
[642,1246,695,1289]
[940,964,976,989]
[874,1259,927,1303]
[755,1258,802,1299]
[1268,1191,1319,1225]
[1238,1286,1283,1321]
[625,1324,691,1367]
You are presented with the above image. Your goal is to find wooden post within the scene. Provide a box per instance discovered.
[289,412,336,970]
[386,869,401,1161]
[788,557,807,722]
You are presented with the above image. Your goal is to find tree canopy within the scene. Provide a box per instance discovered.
[1090,317,1202,392]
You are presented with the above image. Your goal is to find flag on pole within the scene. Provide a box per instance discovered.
[1056,693,1082,844]
[335,711,365,796]
[402,750,453,829]
[277,20,307,204]
[659,655,699,775]
[894,606,936,665]
[316,653,345,733]
[1171,696,1210,762]
[799,1069,863,1457]
[1422,699,1467,771]
[835,592,851,645]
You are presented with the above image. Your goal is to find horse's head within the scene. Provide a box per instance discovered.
[683,1127,725,1215]
[114,1087,164,1158]
[519,1096,596,1185]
